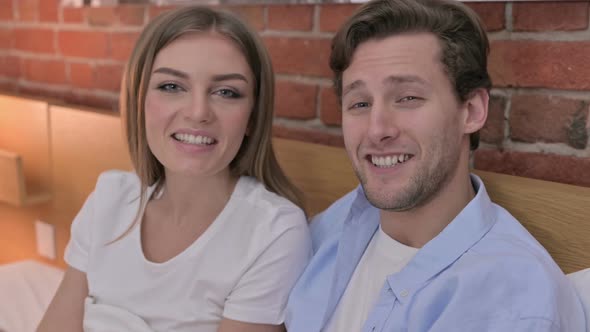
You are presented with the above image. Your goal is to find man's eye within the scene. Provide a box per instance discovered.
[350,102,370,109]
[157,83,183,93]
[399,96,421,102]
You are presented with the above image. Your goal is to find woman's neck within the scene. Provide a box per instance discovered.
[155,169,239,226]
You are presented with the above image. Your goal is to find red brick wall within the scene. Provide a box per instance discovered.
[0,1,588,187]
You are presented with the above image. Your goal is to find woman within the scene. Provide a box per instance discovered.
[38,6,311,332]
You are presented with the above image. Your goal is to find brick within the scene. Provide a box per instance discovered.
[513,2,589,32]
[118,5,145,26]
[0,0,14,20]
[62,7,84,23]
[69,62,94,89]
[0,27,13,49]
[148,5,264,30]
[275,81,317,120]
[272,124,344,147]
[14,28,55,54]
[480,95,506,145]
[17,85,66,102]
[110,31,139,61]
[0,81,17,93]
[489,41,590,90]
[510,94,588,149]
[0,55,20,78]
[148,5,177,20]
[222,5,265,31]
[22,58,67,85]
[64,92,119,111]
[466,3,505,32]
[88,7,117,26]
[268,5,313,31]
[320,86,341,126]
[320,3,504,33]
[39,0,58,22]
[58,31,109,58]
[95,63,124,92]
[319,4,359,33]
[17,0,38,21]
[264,37,332,77]
[474,149,590,187]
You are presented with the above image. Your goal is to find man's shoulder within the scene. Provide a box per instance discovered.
[460,203,568,294]
[474,202,556,265]
[428,220,583,329]
[309,188,359,250]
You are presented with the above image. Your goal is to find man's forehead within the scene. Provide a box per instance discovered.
[347,33,441,69]
[342,33,444,89]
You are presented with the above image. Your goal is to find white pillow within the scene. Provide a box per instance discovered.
[0,260,63,332]
[568,268,590,332]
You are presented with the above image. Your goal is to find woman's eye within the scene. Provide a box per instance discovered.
[214,89,241,99]
[157,83,183,93]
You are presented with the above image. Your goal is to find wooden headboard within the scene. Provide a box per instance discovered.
[1,95,589,274]
[274,139,590,274]
[0,96,131,267]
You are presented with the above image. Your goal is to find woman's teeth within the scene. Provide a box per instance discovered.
[173,133,215,145]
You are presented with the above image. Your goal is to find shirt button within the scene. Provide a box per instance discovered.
[400,289,409,297]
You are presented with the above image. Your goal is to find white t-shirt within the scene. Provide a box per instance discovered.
[325,226,418,332]
[65,170,311,332]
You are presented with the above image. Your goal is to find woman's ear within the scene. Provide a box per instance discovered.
[463,88,489,135]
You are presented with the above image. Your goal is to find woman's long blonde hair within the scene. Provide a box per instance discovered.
[120,6,304,223]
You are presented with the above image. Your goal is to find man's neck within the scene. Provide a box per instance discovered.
[379,166,476,248]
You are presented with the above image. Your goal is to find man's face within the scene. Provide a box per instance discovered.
[341,33,475,211]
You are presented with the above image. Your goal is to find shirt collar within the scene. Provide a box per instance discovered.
[347,185,372,224]
[323,186,380,325]
[387,174,497,302]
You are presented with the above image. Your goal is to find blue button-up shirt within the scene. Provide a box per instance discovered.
[286,175,585,331]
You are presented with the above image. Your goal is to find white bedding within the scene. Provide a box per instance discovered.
[0,260,586,332]
[0,260,63,332]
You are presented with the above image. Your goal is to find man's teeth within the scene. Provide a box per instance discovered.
[174,133,215,145]
[371,154,410,168]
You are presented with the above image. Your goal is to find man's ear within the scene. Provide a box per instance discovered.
[463,88,489,134]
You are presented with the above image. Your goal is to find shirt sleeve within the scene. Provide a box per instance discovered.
[222,208,312,325]
[64,190,96,273]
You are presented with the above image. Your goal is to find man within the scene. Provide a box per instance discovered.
[285,0,585,331]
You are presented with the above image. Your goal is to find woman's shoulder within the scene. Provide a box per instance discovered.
[226,176,311,259]
[92,170,143,206]
[236,176,303,216]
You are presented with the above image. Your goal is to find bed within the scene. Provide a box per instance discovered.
[0,260,63,332]
[0,94,589,330]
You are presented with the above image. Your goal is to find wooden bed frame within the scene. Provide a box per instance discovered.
[274,139,590,274]
[1,94,589,274]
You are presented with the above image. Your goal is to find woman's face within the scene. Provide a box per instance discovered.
[144,32,255,180]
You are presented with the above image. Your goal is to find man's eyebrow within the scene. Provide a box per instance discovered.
[152,67,189,79]
[383,75,430,87]
[342,80,366,97]
[211,73,249,84]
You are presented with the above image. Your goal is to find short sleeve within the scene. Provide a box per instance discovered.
[64,190,96,273]
[222,209,312,325]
